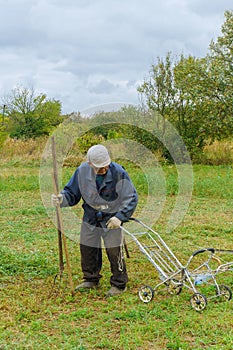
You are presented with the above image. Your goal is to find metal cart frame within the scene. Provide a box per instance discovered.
[121,218,233,311]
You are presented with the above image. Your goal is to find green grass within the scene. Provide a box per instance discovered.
[1,162,233,349]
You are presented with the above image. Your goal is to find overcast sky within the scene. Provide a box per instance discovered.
[0,0,232,114]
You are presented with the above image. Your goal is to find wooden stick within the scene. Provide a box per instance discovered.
[51,136,75,296]
[51,137,64,276]
[123,237,130,258]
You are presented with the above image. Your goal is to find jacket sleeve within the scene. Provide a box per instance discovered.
[114,169,138,223]
[60,168,82,207]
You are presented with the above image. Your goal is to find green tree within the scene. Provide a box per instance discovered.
[138,53,175,137]
[172,55,214,149]
[138,10,233,158]
[138,53,206,157]
[207,10,233,139]
[2,86,63,138]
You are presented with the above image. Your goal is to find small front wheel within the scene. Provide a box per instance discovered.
[138,285,154,303]
[166,280,182,295]
[217,284,232,301]
[190,293,207,311]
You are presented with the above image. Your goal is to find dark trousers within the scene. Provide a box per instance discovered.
[80,222,128,289]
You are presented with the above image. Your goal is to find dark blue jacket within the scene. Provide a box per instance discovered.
[61,162,138,228]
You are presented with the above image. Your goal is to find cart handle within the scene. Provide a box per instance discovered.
[192,248,215,257]
[128,217,140,223]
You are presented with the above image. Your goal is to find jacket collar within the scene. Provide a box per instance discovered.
[85,162,113,184]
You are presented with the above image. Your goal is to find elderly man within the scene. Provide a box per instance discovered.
[52,144,138,296]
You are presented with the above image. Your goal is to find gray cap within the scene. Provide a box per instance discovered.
[87,144,111,167]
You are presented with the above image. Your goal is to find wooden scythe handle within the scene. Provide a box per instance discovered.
[51,136,75,296]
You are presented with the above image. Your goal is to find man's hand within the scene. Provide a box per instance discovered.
[51,193,63,206]
[106,216,121,229]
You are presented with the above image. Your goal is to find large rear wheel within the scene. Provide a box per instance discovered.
[216,284,232,301]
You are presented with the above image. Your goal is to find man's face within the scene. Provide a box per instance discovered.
[89,163,109,175]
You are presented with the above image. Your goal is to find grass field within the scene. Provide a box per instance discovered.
[0,160,233,349]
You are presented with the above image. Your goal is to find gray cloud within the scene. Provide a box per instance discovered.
[0,0,231,113]
[89,79,117,94]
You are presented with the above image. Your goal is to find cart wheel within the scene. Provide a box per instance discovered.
[138,285,154,303]
[217,284,232,301]
[190,293,207,311]
[166,280,182,295]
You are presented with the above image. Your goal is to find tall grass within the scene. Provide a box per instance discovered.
[202,140,233,165]
[0,136,47,165]
[0,135,232,165]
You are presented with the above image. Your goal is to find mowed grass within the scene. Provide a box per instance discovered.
[0,162,233,349]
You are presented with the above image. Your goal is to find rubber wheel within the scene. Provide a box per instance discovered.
[138,285,154,303]
[166,280,182,295]
[217,284,232,301]
[190,293,207,311]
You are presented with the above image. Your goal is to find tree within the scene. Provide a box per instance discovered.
[138,53,207,157]
[138,10,233,158]
[138,53,175,136]
[207,10,233,139]
[172,55,215,149]
[2,86,63,138]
